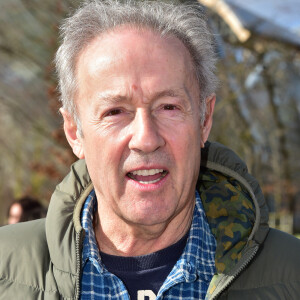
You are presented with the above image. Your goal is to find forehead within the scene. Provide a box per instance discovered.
[10,203,22,214]
[73,26,200,112]
[76,25,196,81]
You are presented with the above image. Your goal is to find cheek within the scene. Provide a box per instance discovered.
[82,128,129,176]
[170,125,201,178]
[167,122,201,153]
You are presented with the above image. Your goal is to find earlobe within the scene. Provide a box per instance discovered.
[60,108,85,159]
[201,94,216,147]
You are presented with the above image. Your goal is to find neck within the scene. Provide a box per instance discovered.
[94,200,195,257]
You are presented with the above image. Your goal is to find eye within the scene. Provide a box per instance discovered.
[105,108,123,117]
[163,104,178,110]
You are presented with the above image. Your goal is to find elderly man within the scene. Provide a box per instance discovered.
[0,1,299,299]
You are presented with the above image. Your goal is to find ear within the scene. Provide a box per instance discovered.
[200,94,216,148]
[60,108,85,159]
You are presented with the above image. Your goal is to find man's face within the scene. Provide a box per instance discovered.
[63,27,214,228]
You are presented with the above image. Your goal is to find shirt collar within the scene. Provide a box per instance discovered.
[81,189,101,265]
[180,191,216,281]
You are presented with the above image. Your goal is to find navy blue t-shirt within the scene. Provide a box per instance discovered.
[100,232,188,300]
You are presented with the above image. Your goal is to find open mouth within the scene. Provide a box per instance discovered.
[127,169,168,184]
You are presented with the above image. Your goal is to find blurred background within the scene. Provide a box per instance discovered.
[0,0,299,235]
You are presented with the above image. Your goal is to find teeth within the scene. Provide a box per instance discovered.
[139,178,161,184]
[132,169,164,176]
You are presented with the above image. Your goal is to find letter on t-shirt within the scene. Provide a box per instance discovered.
[137,290,156,300]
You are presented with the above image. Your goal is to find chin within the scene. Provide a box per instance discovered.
[125,209,173,227]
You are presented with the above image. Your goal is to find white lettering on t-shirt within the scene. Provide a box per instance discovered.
[137,290,156,300]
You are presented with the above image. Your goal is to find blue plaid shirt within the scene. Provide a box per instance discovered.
[80,190,216,299]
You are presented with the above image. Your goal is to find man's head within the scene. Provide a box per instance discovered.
[55,0,218,130]
[7,196,46,225]
[56,0,217,234]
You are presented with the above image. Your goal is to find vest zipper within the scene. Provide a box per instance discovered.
[75,229,84,300]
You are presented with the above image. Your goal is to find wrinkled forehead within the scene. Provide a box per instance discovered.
[74,25,199,105]
[76,25,197,78]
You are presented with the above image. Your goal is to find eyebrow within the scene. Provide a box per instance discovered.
[96,93,128,104]
[96,88,185,105]
[151,89,180,101]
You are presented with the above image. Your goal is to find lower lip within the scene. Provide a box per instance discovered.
[126,173,169,191]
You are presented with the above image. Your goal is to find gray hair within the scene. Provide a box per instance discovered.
[55,0,218,126]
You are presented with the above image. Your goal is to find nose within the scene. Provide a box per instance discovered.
[128,109,165,153]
